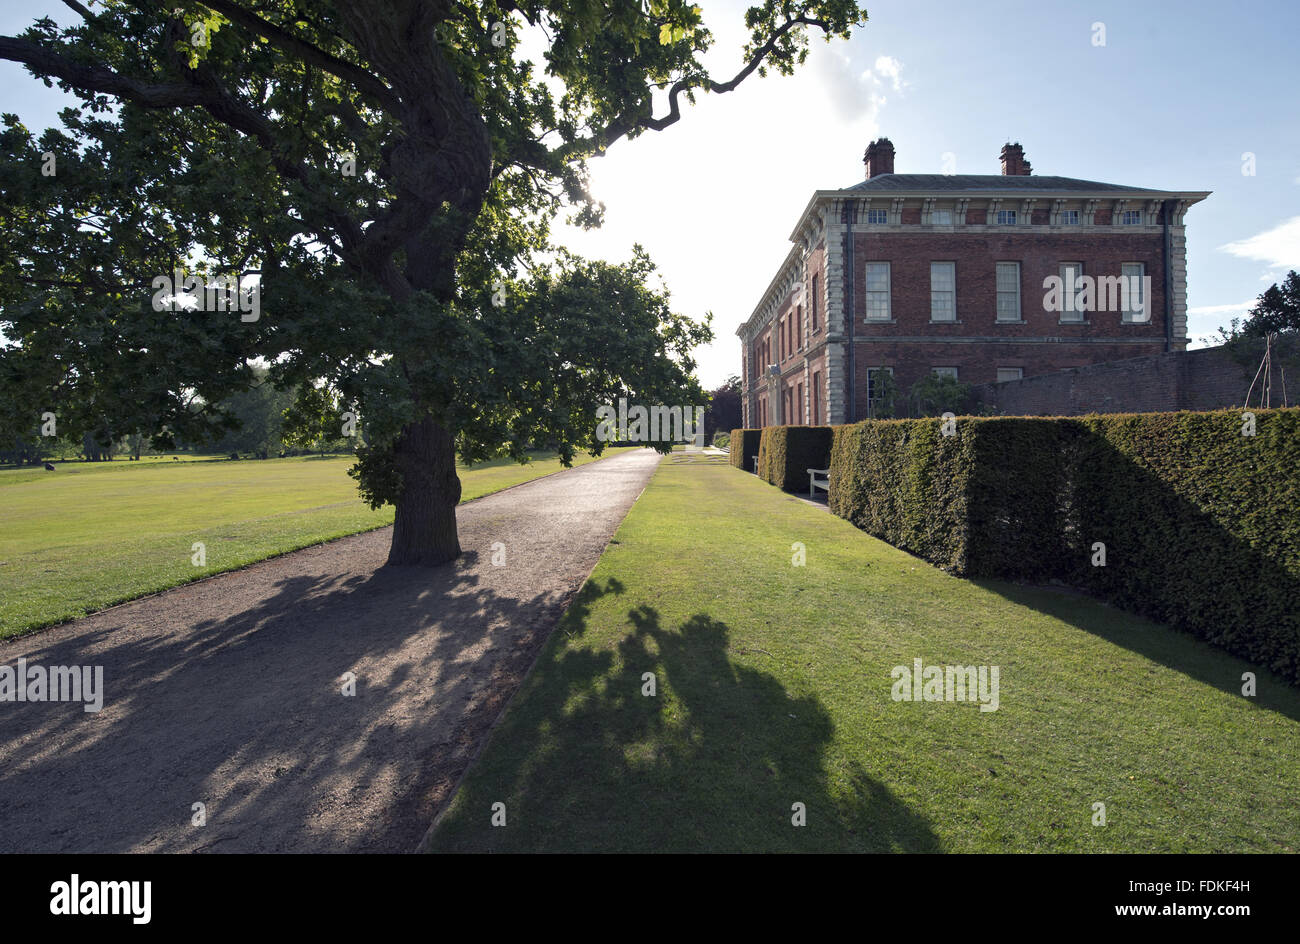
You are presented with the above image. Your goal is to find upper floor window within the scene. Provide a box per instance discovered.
[930,262,956,321]
[996,367,1024,383]
[866,208,888,225]
[931,209,953,224]
[795,305,803,350]
[996,209,1017,225]
[1060,209,1080,225]
[1122,210,1142,225]
[865,262,891,321]
[996,262,1021,322]
[932,367,959,380]
[811,274,820,332]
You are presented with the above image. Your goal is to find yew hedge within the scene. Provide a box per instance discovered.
[827,409,1300,682]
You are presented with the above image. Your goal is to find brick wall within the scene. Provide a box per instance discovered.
[852,339,1159,417]
[846,231,1170,417]
[968,345,1260,416]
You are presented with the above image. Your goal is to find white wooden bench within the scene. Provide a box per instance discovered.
[807,468,830,498]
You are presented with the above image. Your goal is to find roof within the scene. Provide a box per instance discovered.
[735,171,1212,336]
[845,173,1167,193]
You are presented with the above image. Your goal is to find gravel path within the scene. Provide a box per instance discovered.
[0,448,662,853]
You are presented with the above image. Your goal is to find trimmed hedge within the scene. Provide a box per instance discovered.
[829,417,973,571]
[828,409,1300,682]
[757,426,834,492]
[729,428,761,472]
[1070,410,1300,681]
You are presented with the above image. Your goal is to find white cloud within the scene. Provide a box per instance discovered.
[1218,216,1300,270]
[872,55,907,92]
[1188,300,1256,315]
[808,43,902,123]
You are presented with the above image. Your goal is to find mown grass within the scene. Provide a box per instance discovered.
[0,448,633,638]
[427,453,1300,853]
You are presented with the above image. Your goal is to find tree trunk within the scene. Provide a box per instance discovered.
[387,414,462,566]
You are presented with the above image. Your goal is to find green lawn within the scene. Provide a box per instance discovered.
[426,452,1300,853]
[0,448,633,638]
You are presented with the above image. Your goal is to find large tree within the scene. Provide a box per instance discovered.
[0,0,869,564]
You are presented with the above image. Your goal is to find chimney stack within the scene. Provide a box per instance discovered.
[1000,142,1032,176]
[864,138,895,179]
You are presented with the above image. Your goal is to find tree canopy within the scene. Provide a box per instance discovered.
[0,0,870,563]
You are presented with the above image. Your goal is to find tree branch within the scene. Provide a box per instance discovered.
[552,14,827,163]
[59,0,94,22]
[0,33,370,267]
[195,0,400,113]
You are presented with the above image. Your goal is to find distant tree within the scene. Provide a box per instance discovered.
[1,432,46,466]
[1241,271,1300,337]
[907,374,972,418]
[281,384,352,458]
[1216,271,1300,405]
[704,375,742,440]
[211,367,296,458]
[1218,272,1300,341]
[81,427,115,461]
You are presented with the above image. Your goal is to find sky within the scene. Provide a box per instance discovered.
[3,0,1297,389]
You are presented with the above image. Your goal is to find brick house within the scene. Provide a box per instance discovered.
[736,140,1210,425]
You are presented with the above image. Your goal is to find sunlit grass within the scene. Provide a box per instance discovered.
[0,448,633,637]
[427,455,1300,853]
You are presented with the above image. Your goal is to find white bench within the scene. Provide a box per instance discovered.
[807,468,830,498]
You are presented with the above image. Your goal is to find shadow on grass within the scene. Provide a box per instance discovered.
[975,579,1300,725]
[429,578,940,853]
[889,415,1300,697]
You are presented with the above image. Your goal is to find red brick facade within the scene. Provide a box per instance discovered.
[737,141,1210,425]
[847,230,1169,402]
